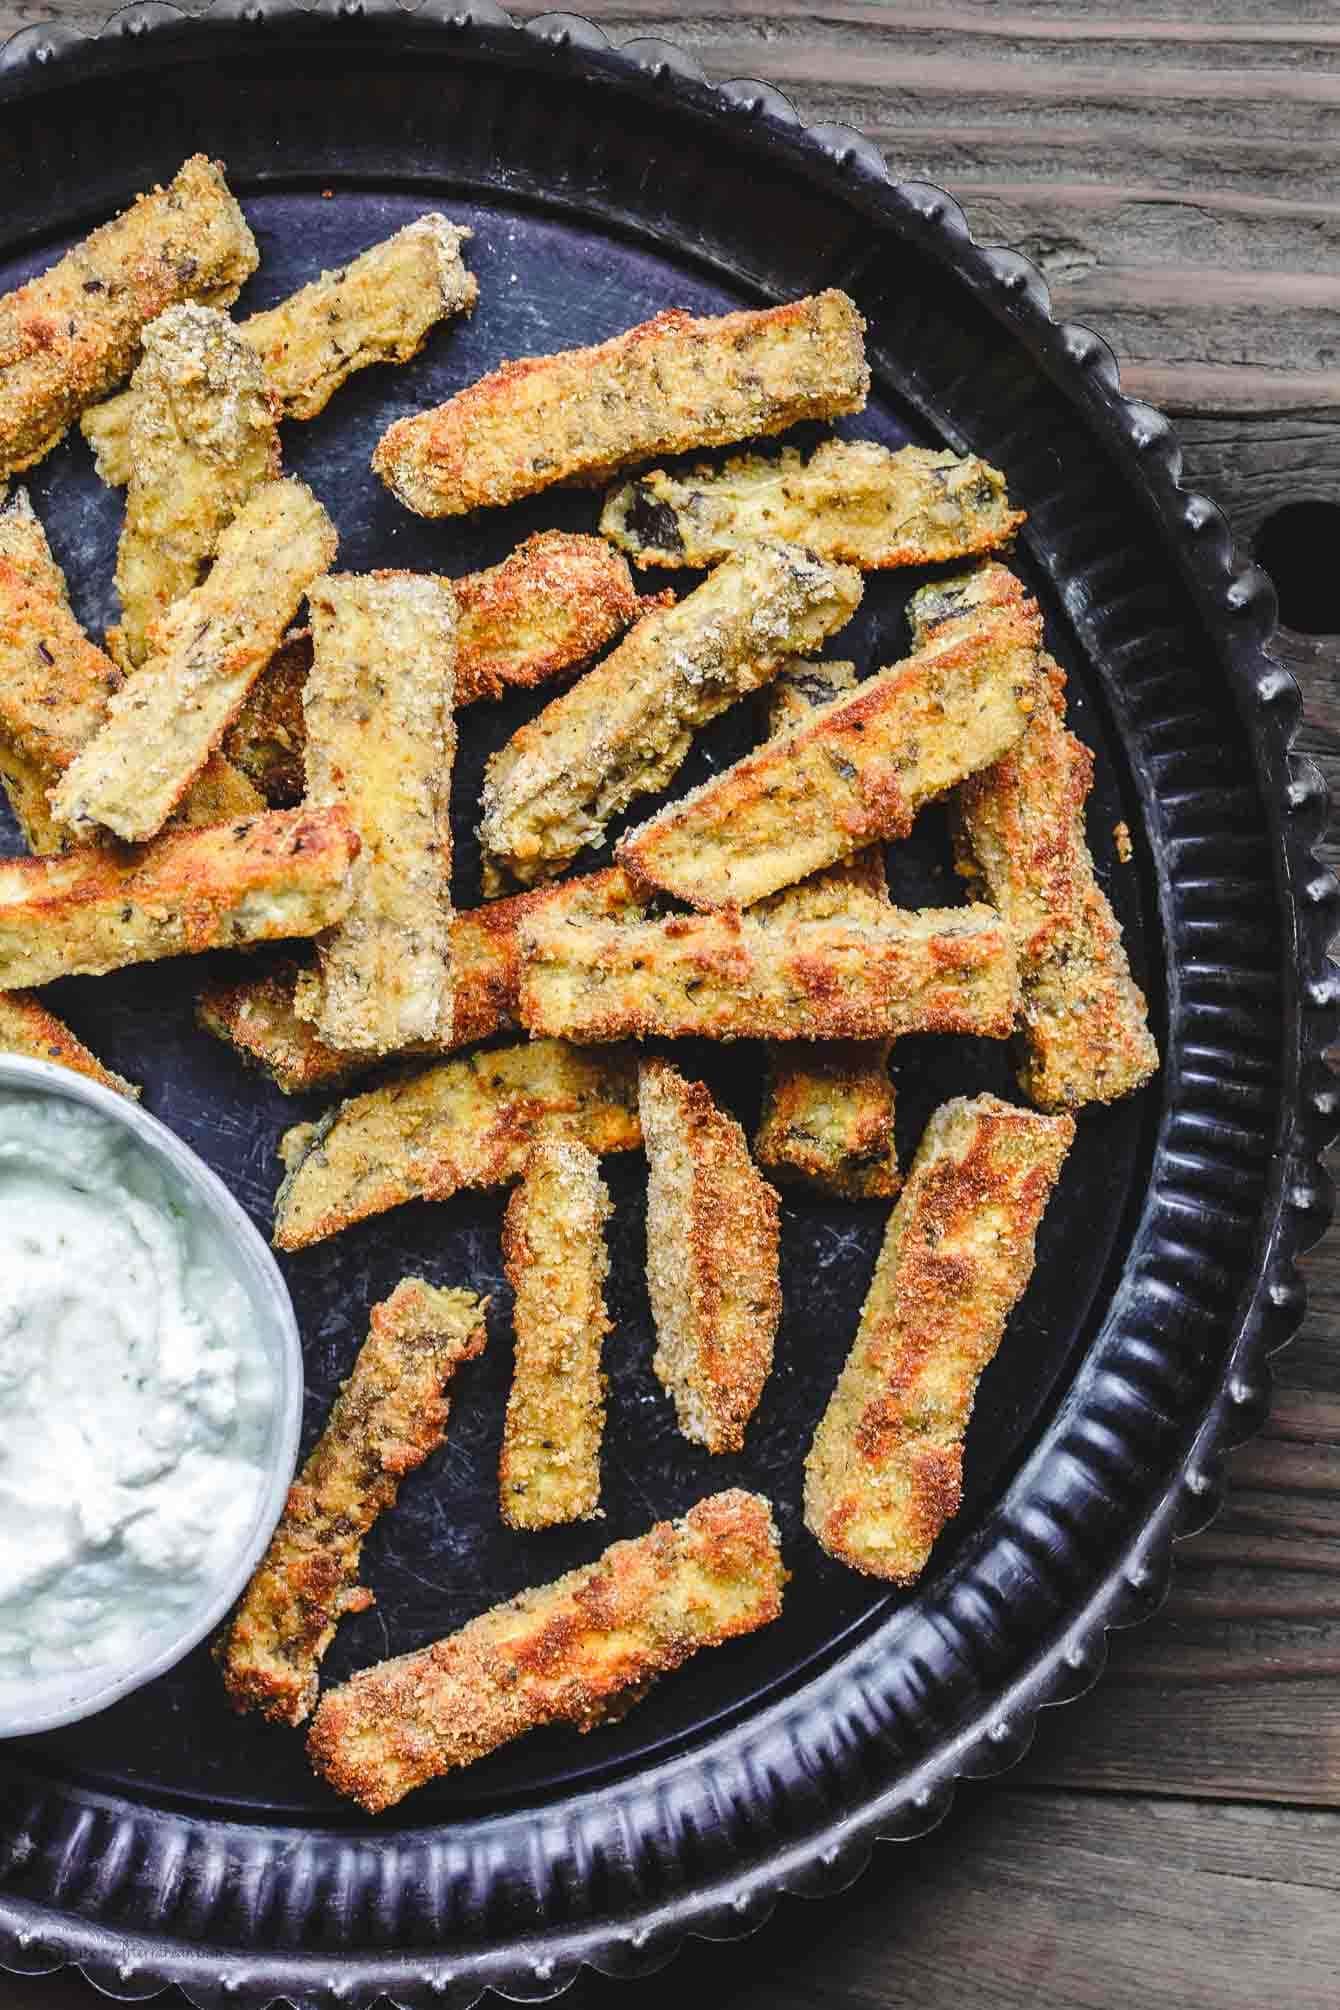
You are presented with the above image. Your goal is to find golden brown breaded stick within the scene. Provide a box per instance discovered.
[753,661,898,1201]
[519,905,1019,1045]
[196,868,647,1093]
[83,214,476,482]
[307,1488,784,1811]
[500,1139,612,1528]
[0,804,358,989]
[804,1094,1073,1582]
[0,488,262,850]
[602,440,1024,572]
[479,540,862,889]
[903,584,1159,1109]
[373,289,869,518]
[0,155,258,480]
[295,572,457,1054]
[224,536,644,807]
[107,305,280,671]
[0,990,138,1097]
[50,479,338,842]
[616,561,1042,911]
[273,1036,641,1252]
[452,531,641,706]
[639,1059,780,1455]
[217,1279,488,1727]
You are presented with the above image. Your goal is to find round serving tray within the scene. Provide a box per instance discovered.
[0,6,1336,2006]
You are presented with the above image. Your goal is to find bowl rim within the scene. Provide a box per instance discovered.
[0,1053,303,1738]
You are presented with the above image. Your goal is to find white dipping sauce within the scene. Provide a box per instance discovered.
[0,1090,275,1678]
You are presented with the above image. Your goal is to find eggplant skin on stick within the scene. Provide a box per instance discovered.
[372,288,869,517]
[306,1488,785,1812]
[0,153,258,480]
[216,1280,488,1729]
[603,440,1024,573]
[804,1094,1073,1584]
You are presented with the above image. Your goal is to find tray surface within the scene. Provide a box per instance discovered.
[0,7,1334,2007]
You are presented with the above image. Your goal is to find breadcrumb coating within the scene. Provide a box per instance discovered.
[603,440,1023,571]
[307,1488,785,1811]
[0,990,138,1097]
[804,1094,1073,1582]
[273,1036,641,1251]
[640,1059,781,1454]
[373,289,869,517]
[500,1140,612,1528]
[0,804,358,989]
[217,1280,488,1727]
[0,154,257,478]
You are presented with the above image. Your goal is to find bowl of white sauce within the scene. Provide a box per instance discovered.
[0,1054,302,1736]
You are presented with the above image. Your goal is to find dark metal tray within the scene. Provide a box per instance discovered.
[0,6,1335,2006]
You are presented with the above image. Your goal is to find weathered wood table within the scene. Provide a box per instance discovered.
[2,5,1338,2006]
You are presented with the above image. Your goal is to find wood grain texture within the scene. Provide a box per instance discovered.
[3,4,1339,2006]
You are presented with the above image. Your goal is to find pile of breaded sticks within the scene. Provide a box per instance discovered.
[0,155,1158,1813]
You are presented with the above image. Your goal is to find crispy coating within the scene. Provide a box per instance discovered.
[753,661,898,1201]
[452,531,641,706]
[0,804,358,989]
[0,990,138,1097]
[616,560,1042,911]
[108,305,280,671]
[518,905,1018,1044]
[197,868,645,1093]
[919,613,1159,1110]
[307,1488,784,1810]
[273,1036,641,1251]
[0,154,258,479]
[50,479,338,842]
[83,213,476,482]
[639,1060,780,1455]
[479,540,862,889]
[602,440,1024,572]
[224,536,642,807]
[0,488,262,849]
[216,1279,488,1727]
[804,1094,1073,1582]
[500,1139,612,1528]
[296,572,457,1054]
[372,288,869,518]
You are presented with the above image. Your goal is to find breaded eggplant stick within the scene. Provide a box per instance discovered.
[904,581,1159,1109]
[273,1036,641,1252]
[217,1280,488,1727]
[224,535,642,806]
[639,1060,781,1454]
[307,1488,784,1811]
[373,288,868,518]
[805,1094,1073,1582]
[108,305,281,671]
[0,805,358,989]
[519,905,1019,1045]
[197,867,646,1094]
[82,214,476,481]
[0,487,261,851]
[295,573,457,1054]
[617,560,1042,911]
[500,1140,612,1528]
[0,991,138,1097]
[480,540,862,889]
[50,479,338,843]
[753,661,898,1201]
[0,154,258,480]
[603,440,1024,572]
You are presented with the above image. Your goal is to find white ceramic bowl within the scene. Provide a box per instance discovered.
[0,1054,303,1737]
